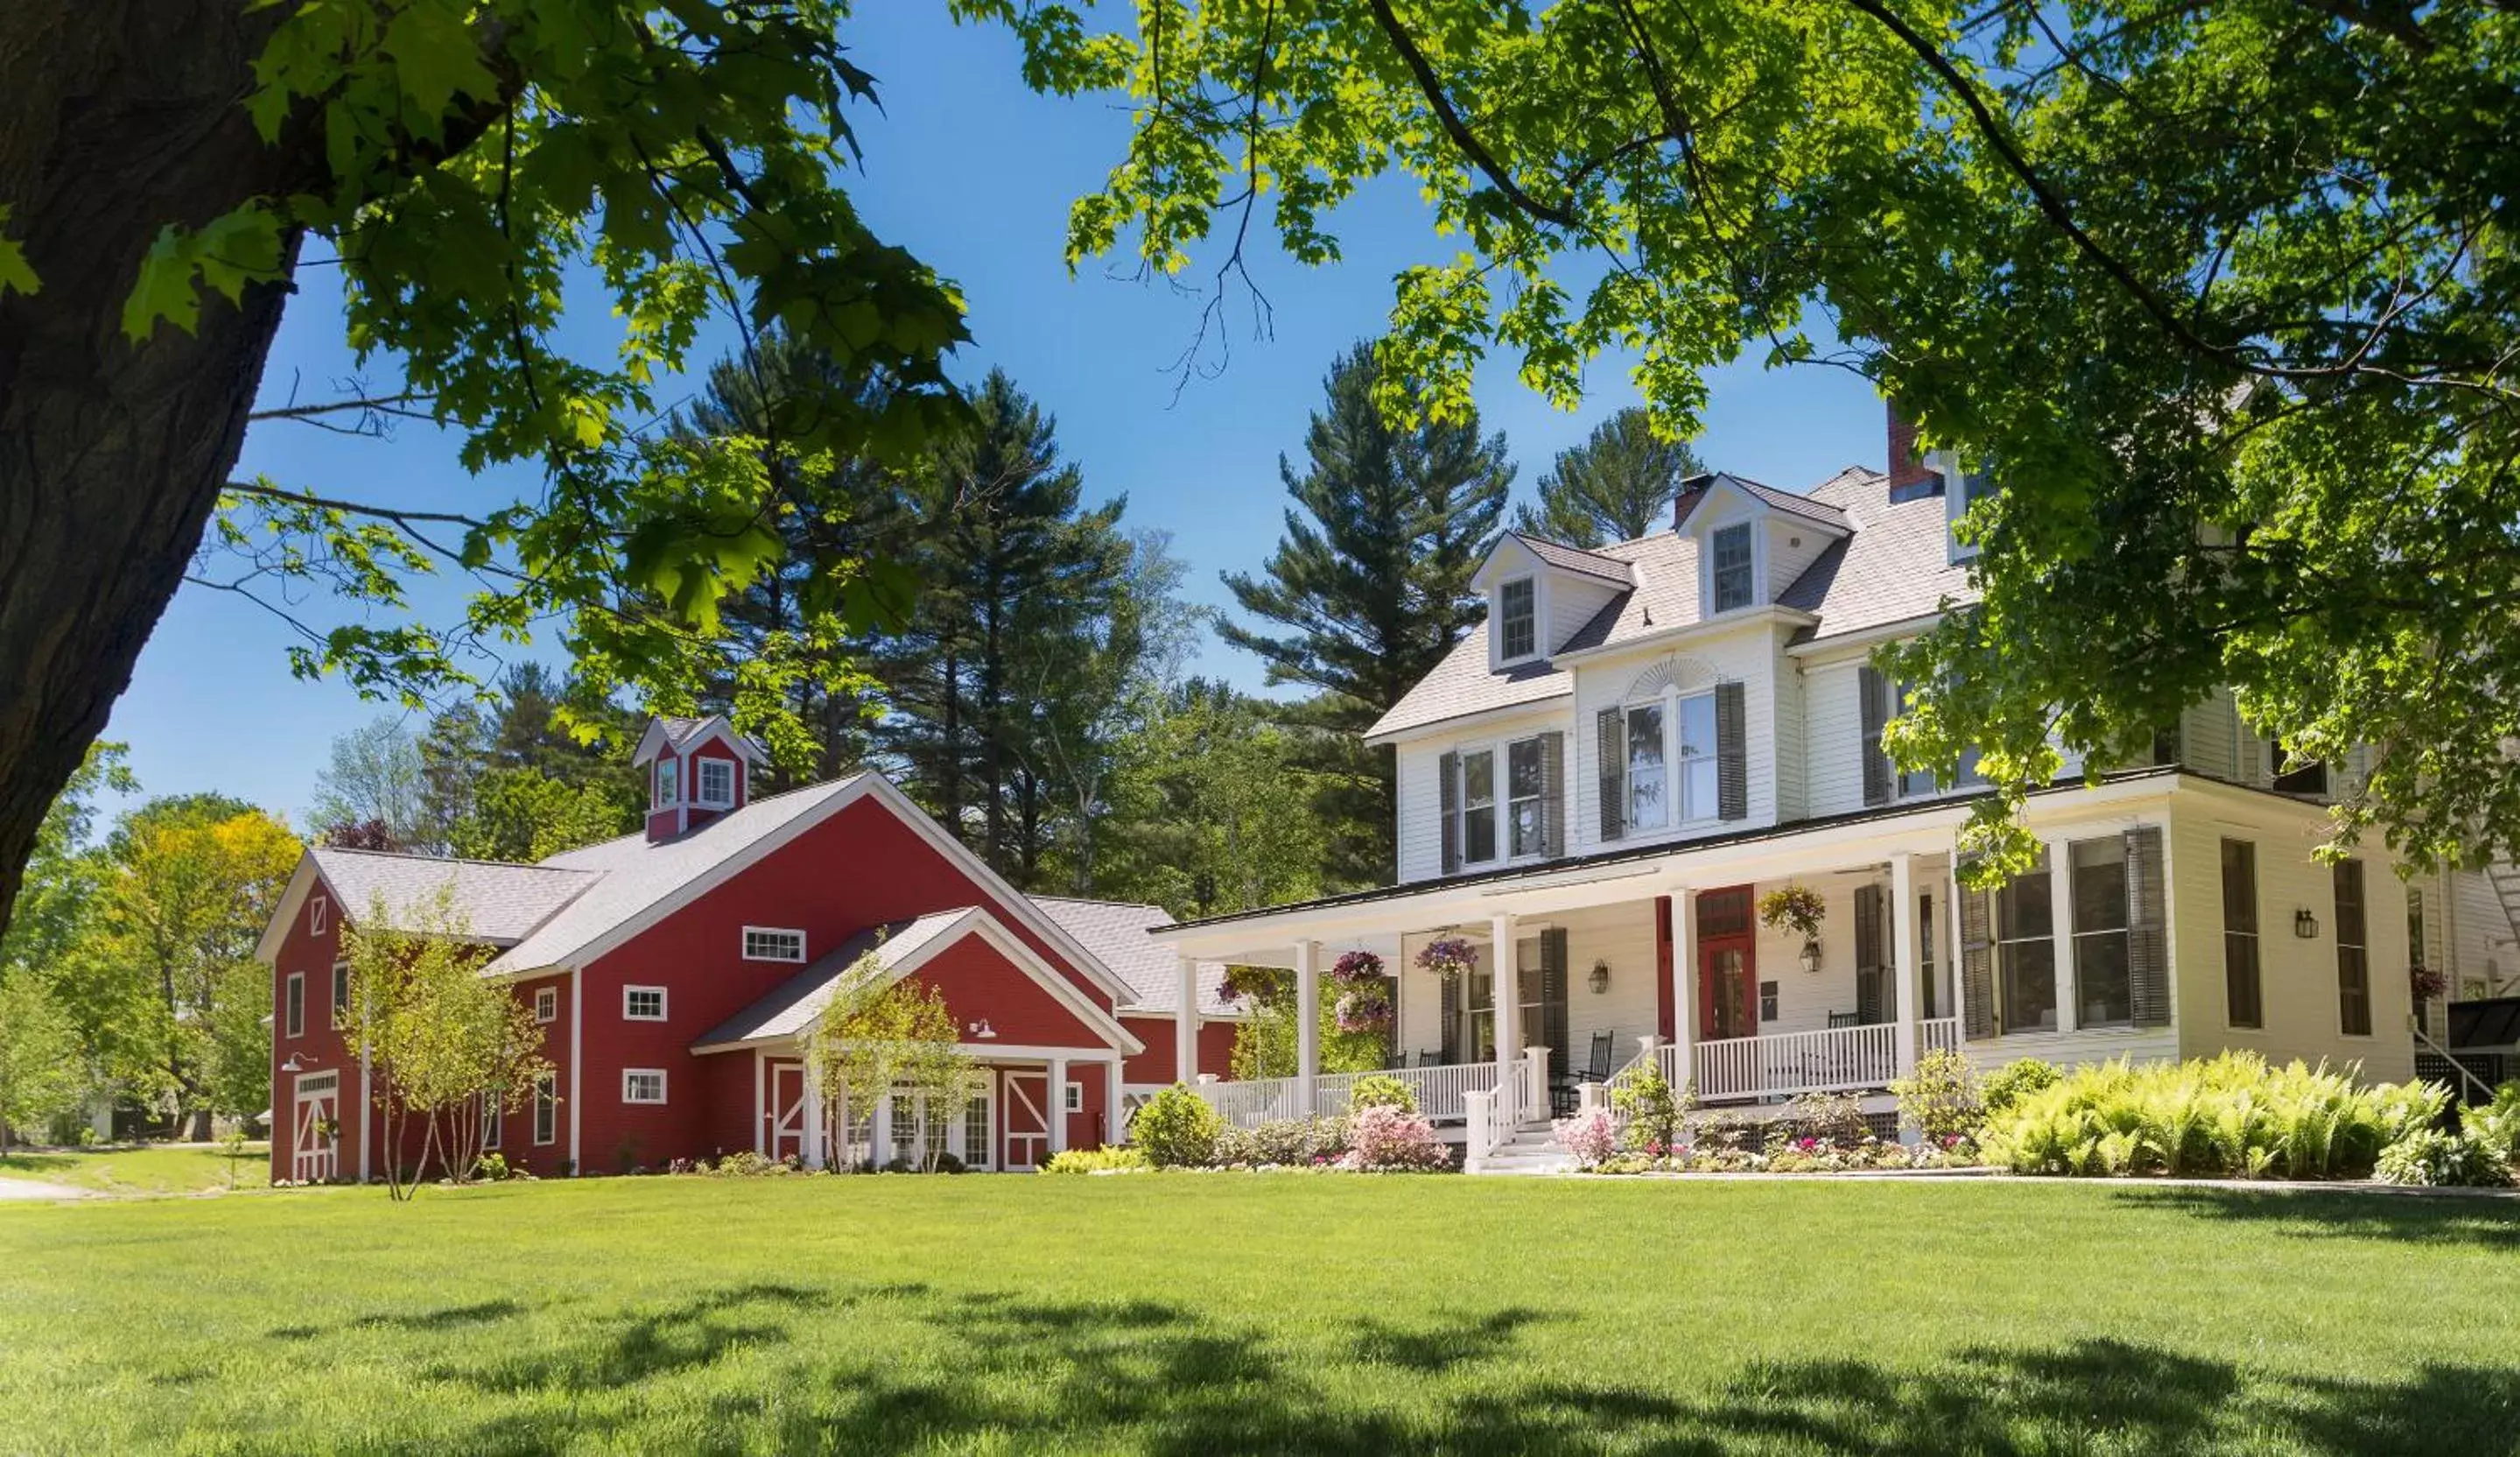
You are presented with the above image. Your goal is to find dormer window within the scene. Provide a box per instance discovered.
[1499,577,1537,660]
[653,754,679,809]
[696,757,734,808]
[1710,523,1754,611]
[1949,466,1998,563]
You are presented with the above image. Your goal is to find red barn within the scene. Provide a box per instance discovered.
[255,714,1241,1182]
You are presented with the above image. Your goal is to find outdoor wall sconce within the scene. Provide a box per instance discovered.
[967,1018,998,1040]
[1799,941,1823,975]
[1589,960,1611,995]
[2294,908,2319,940]
[280,1053,314,1073]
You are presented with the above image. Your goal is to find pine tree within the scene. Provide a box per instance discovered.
[1512,407,1702,547]
[1219,343,1512,883]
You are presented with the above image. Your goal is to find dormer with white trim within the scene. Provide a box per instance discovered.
[1471,533,1635,672]
[1672,472,1852,617]
[633,714,769,842]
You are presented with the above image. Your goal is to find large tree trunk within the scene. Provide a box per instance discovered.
[0,4,305,933]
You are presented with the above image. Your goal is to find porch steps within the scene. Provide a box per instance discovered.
[1469,1123,1576,1177]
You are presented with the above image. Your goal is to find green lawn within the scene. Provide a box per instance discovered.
[0,1141,269,1195]
[2,1176,2516,1454]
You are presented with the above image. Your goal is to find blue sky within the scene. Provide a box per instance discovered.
[102,7,1885,827]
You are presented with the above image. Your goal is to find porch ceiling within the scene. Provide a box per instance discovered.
[1153,768,2192,961]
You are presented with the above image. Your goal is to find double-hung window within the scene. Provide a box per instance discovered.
[2335,860,2371,1036]
[1710,524,1754,611]
[1993,855,2058,1032]
[532,1073,558,1145]
[1506,738,1548,858]
[1462,750,1499,864]
[2407,886,2432,1033]
[481,1096,502,1151]
[2222,839,2263,1029]
[1499,578,1537,660]
[697,757,735,807]
[654,755,679,808]
[1625,703,1667,831]
[2069,838,2132,1028]
[1676,692,1717,820]
[284,973,305,1039]
[331,961,350,1030]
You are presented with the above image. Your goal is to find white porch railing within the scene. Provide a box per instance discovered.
[1695,1017,1965,1100]
[1920,1017,1962,1060]
[1195,1059,1506,1130]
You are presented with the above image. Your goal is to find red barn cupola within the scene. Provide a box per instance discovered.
[632,714,769,841]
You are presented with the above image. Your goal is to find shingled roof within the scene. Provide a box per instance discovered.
[307,847,595,946]
[1366,463,1976,740]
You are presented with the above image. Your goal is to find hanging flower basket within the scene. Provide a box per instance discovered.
[1218,965,1281,1007]
[2411,963,2449,1003]
[1757,883,1828,941]
[1330,949,1386,987]
[1415,936,1478,982]
[1335,988,1393,1035]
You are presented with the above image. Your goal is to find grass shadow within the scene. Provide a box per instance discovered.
[425,1282,820,1396]
[2112,1186,2520,1249]
[1349,1306,1552,1373]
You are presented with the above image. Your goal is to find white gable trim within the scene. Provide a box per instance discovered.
[509,773,1140,1004]
[254,855,328,965]
[691,906,1144,1056]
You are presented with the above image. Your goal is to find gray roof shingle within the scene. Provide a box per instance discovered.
[1366,463,1976,738]
[310,848,595,946]
[1028,896,1236,1017]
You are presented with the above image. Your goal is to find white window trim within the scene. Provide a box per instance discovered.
[1453,731,1556,869]
[622,985,669,1022]
[652,754,680,811]
[1701,516,1762,617]
[742,926,807,963]
[330,960,350,1031]
[534,985,558,1024]
[1618,686,1723,837]
[481,1097,503,1151]
[622,1067,668,1105]
[284,972,305,1039]
[1064,1080,1085,1113]
[1494,574,1543,667]
[307,894,329,938]
[695,756,736,808]
[532,1073,558,1145]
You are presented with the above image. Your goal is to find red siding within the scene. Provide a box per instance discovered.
[571,793,1126,1172]
[1119,1015,1238,1085]
[909,937,1113,1049]
[500,971,573,1178]
[268,885,356,1184]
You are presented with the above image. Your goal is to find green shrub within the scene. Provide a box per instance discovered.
[1129,1084,1225,1168]
[1768,1091,1869,1151]
[1346,1075,1418,1116]
[1611,1064,1690,1152]
[1040,1145,1152,1175]
[1979,1059,2061,1117]
[2374,1129,2511,1187]
[2462,1082,2520,1165]
[1890,1049,1983,1144]
[1218,1116,1348,1167]
[472,1151,512,1182]
[1981,1052,2450,1180]
[702,1151,794,1177]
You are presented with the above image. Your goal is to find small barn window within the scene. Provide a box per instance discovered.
[284,974,305,1039]
[1064,1081,1085,1113]
[534,985,558,1024]
[623,986,667,1022]
[697,757,735,807]
[308,895,329,937]
[331,961,350,1030]
[743,926,806,962]
[622,1069,667,1105]
[654,755,680,809]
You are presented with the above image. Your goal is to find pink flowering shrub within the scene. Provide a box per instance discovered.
[1339,1103,1451,1171]
[1553,1108,1619,1170]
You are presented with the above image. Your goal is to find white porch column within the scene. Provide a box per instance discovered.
[1948,864,1969,1036]
[1490,912,1520,1112]
[1106,1059,1126,1148]
[1892,854,1920,1073]
[1048,1057,1070,1155]
[2046,835,2077,1033]
[1667,891,1696,1091]
[1294,939,1321,1117]
[871,1084,893,1166]
[1175,954,1200,1084]
[752,1049,767,1156]
[803,1055,827,1171]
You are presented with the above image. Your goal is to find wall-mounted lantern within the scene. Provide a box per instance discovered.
[1588,960,1611,995]
[2294,908,2320,940]
[1799,941,1823,975]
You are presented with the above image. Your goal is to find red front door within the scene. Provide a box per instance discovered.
[1696,886,1758,1041]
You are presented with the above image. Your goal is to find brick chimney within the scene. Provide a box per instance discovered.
[1885,404,1941,502]
[1671,471,1716,531]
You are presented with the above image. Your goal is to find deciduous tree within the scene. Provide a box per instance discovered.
[808,957,980,1172]
[986,0,2520,876]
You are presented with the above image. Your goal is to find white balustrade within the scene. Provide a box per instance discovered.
[1920,1017,1962,1059]
[1199,1059,1502,1130]
[1694,1022,1901,1100]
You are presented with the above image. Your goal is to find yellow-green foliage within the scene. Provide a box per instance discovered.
[1345,1075,1417,1116]
[1039,1146,1152,1175]
[1979,1053,2446,1180]
[1127,1086,1225,1168]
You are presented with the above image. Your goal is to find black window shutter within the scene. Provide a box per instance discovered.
[1439,968,1461,1064]
[1541,927,1570,1084]
[2126,825,2171,1027]
[1541,732,1566,857]
[1854,883,1885,1023]
[1958,862,1996,1038]
[1438,750,1461,875]
[1597,707,1625,842]
[1858,665,1892,806]
[1716,680,1747,820]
